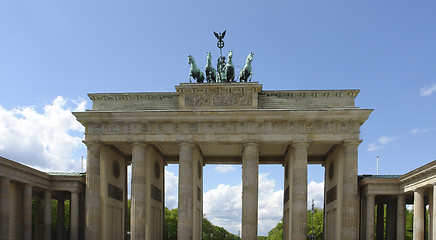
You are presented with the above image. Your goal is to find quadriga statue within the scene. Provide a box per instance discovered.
[188,55,205,83]
[205,52,216,83]
[239,52,253,82]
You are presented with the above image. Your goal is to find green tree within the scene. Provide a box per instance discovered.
[265,219,282,240]
[164,207,178,240]
[307,208,323,239]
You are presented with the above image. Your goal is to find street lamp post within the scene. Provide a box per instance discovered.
[311,199,315,240]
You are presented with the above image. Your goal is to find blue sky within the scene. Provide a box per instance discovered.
[1,0,435,236]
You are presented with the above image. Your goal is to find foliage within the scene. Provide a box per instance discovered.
[163,207,239,240]
[263,208,324,240]
[265,219,282,240]
[307,208,324,239]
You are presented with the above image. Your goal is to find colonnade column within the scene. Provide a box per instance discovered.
[291,140,309,240]
[71,191,79,240]
[23,184,32,240]
[342,140,361,239]
[376,203,384,240]
[429,187,433,240]
[0,178,10,240]
[386,199,397,240]
[85,142,101,240]
[397,194,406,240]
[44,190,52,240]
[413,188,425,240]
[57,195,65,240]
[242,142,259,240]
[366,194,375,240]
[178,142,195,240]
[433,185,436,240]
[131,143,148,240]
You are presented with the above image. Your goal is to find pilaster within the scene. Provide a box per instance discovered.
[0,178,10,240]
[57,194,65,240]
[376,202,384,240]
[242,142,259,240]
[23,184,32,240]
[71,191,79,240]
[44,190,52,240]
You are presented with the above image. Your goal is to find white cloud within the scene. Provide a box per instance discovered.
[213,165,236,173]
[378,136,397,145]
[411,127,436,135]
[367,135,399,152]
[367,143,381,152]
[0,96,86,171]
[201,172,324,236]
[420,83,436,96]
[165,169,179,209]
[308,181,324,209]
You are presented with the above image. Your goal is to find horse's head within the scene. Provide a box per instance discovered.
[228,50,233,59]
[207,52,212,62]
[188,55,194,65]
[247,52,254,63]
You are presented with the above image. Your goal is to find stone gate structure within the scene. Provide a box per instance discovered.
[73,82,372,240]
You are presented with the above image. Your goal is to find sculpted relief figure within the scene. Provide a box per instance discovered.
[205,52,216,83]
[239,52,254,82]
[188,55,205,83]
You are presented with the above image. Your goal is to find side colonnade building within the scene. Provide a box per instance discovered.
[360,160,436,240]
[0,156,85,240]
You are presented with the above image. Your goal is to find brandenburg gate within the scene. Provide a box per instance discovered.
[74,82,372,240]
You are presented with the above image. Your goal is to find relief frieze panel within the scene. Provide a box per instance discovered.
[184,93,252,107]
[86,120,361,135]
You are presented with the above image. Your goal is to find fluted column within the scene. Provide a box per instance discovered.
[342,140,361,239]
[414,188,425,240]
[397,194,406,240]
[23,184,32,240]
[0,178,10,240]
[85,142,101,240]
[70,191,79,240]
[178,142,195,240]
[366,194,375,240]
[242,142,259,240]
[44,190,52,240]
[57,195,65,240]
[131,143,148,240]
[291,140,309,240]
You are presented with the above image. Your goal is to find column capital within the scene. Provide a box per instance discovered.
[130,142,149,148]
[343,139,363,146]
[242,142,259,147]
[292,140,311,148]
[178,141,195,147]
